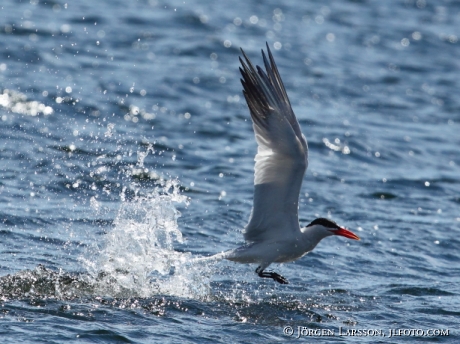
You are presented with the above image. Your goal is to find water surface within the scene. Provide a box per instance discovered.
[1,0,459,342]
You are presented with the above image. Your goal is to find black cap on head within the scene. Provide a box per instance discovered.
[306,218,339,229]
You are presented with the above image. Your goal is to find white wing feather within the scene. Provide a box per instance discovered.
[239,44,308,243]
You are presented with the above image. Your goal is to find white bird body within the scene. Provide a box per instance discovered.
[218,44,360,284]
[225,225,335,265]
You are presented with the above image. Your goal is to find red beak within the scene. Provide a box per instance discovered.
[332,227,360,240]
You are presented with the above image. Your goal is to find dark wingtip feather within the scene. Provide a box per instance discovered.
[238,44,299,134]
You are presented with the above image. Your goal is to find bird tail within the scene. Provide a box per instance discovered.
[189,251,229,264]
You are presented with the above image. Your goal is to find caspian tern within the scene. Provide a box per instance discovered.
[221,44,360,284]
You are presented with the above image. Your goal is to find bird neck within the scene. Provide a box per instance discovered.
[299,225,333,252]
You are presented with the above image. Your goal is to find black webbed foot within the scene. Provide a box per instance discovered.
[255,266,289,284]
[267,272,289,284]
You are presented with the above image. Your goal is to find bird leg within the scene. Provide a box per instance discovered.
[255,266,289,284]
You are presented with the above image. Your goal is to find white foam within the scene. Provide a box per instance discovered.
[0,89,53,116]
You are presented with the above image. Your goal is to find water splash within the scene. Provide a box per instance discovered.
[83,179,217,300]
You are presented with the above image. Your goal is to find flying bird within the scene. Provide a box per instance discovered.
[221,44,360,284]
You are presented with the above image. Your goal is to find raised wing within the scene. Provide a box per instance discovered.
[240,43,308,243]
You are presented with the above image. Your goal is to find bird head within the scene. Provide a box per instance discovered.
[305,218,360,241]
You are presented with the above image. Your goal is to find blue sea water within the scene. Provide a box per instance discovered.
[1,0,460,342]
